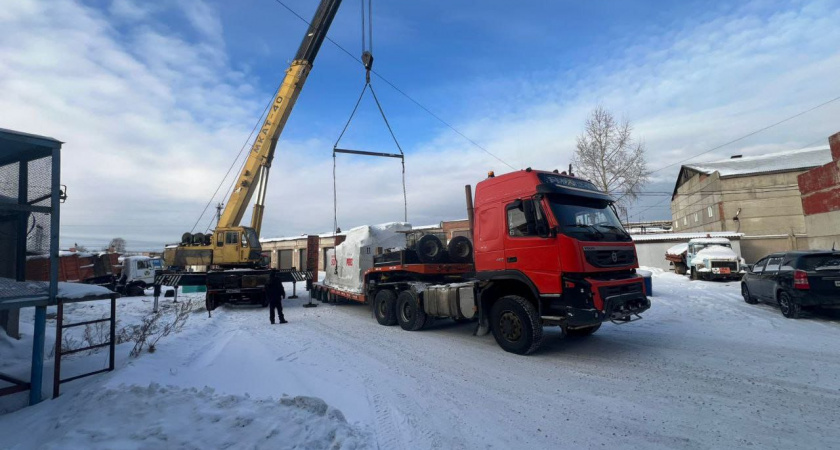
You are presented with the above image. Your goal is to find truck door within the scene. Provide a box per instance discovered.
[503,198,561,294]
[474,205,505,271]
[218,230,240,263]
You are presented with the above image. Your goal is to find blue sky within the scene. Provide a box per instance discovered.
[2,0,839,250]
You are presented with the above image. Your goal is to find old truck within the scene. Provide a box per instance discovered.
[666,237,746,281]
[311,168,651,355]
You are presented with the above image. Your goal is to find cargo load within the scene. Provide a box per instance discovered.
[324,222,411,293]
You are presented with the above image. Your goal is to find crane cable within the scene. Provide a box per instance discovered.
[332,0,408,234]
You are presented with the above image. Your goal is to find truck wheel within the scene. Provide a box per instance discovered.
[778,291,800,318]
[373,289,398,326]
[741,284,758,304]
[447,236,473,263]
[490,295,543,355]
[416,234,444,264]
[674,263,687,275]
[397,290,426,331]
[566,323,601,337]
[690,268,698,280]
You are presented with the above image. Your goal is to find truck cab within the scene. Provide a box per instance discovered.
[686,237,745,280]
[473,169,650,351]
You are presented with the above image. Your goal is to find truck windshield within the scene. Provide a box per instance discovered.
[547,195,630,242]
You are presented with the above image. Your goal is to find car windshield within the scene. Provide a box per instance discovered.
[547,195,630,242]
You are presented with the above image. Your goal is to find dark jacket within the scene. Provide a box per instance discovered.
[265,276,286,300]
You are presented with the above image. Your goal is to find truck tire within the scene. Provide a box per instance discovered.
[690,267,698,280]
[490,295,543,355]
[566,323,601,337]
[674,263,687,275]
[416,234,444,264]
[447,236,473,263]
[778,291,800,318]
[373,289,398,326]
[741,284,758,304]
[397,290,427,331]
[205,293,216,312]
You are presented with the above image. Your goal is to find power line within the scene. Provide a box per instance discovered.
[649,95,840,175]
[271,0,516,170]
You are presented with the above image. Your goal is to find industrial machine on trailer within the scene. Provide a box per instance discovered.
[312,168,651,355]
[157,0,343,307]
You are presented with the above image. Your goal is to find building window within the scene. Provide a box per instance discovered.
[683,217,687,226]
[694,212,698,223]
[707,206,713,218]
[674,220,678,229]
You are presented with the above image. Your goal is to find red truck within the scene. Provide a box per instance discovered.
[312,168,650,354]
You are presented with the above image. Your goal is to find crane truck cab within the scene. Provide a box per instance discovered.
[473,169,650,352]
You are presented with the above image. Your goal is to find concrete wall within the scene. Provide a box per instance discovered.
[671,172,725,233]
[798,132,840,250]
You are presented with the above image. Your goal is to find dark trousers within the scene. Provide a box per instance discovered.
[269,298,285,323]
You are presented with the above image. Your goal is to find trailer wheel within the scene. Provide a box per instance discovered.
[447,236,473,263]
[416,234,444,263]
[490,295,543,355]
[566,323,601,337]
[397,290,427,331]
[674,262,687,275]
[373,289,398,326]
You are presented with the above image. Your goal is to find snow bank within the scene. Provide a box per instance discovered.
[665,243,687,256]
[0,383,370,449]
[324,222,411,293]
[57,282,113,299]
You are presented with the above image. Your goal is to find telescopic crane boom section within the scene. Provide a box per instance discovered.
[222,0,342,236]
[165,0,342,269]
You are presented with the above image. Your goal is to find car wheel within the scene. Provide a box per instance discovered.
[741,283,758,305]
[778,291,800,319]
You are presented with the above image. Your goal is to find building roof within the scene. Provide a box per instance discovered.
[683,146,831,178]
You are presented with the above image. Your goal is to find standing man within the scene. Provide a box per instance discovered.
[266,272,287,324]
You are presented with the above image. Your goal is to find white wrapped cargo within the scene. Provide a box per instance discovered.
[324,222,412,293]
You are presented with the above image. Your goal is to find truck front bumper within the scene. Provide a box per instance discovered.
[543,275,651,327]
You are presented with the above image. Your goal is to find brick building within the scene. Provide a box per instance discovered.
[797,132,840,250]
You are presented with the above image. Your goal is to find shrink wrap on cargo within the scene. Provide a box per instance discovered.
[324,222,411,293]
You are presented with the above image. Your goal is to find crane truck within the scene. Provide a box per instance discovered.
[156,0,343,307]
[312,168,651,355]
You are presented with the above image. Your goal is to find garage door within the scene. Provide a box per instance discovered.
[279,249,293,270]
[298,248,307,271]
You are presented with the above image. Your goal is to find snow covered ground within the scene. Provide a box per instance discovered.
[2,270,840,449]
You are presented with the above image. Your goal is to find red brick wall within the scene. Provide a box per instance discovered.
[798,132,840,216]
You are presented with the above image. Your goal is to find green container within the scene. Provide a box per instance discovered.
[181,285,207,293]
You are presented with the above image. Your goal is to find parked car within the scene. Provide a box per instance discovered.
[741,251,840,318]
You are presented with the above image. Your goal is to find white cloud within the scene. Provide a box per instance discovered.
[1,0,838,250]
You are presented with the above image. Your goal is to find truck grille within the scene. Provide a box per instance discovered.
[710,261,738,270]
[585,249,636,268]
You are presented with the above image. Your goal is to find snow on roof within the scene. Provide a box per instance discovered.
[683,146,831,178]
[689,237,733,245]
[631,232,743,242]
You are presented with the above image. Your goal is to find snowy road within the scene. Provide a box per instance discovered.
[4,270,840,449]
[106,270,840,449]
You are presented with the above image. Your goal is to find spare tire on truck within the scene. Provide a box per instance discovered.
[416,234,444,264]
[447,236,473,263]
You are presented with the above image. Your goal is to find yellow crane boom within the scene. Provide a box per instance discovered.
[165,0,342,269]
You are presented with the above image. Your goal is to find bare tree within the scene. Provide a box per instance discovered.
[572,106,648,216]
[109,237,126,253]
